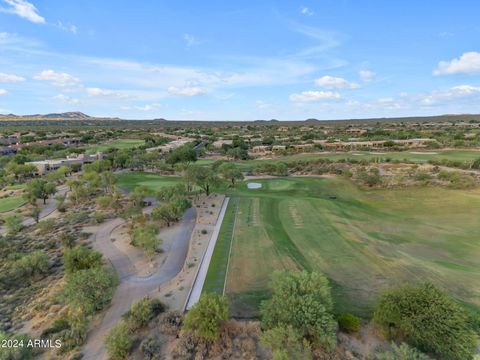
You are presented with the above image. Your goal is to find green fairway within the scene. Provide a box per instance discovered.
[208,177,480,317]
[203,198,238,294]
[86,139,145,153]
[0,196,26,213]
[115,172,182,192]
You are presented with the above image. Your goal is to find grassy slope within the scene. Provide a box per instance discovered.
[115,172,182,192]
[0,196,26,213]
[214,177,480,317]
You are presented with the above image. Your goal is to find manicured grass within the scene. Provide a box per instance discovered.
[115,172,182,192]
[86,139,145,153]
[0,196,26,213]
[212,177,480,317]
[202,198,238,295]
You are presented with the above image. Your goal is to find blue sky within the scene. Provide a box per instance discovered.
[1,0,480,120]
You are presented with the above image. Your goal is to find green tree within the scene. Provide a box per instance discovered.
[130,185,150,207]
[183,293,229,340]
[130,224,160,257]
[165,145,197,165]
[63,245,103,275]
[62,267,119,314]
[25,178,56,204]
[186,165,219,196]
[471,157,480,169]
[105,322,132,360]
[374,283,477,360]
[260,325,312,360]
[260,270,337,351]
[218,162,244,186]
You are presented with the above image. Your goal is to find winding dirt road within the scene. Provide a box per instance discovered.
[82,207,196,360]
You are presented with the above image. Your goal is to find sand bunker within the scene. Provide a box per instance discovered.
[247,182,262,189]
[410,151,438,155]
[370,152,387,155]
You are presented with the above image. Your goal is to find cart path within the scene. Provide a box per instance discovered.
[82,207,196,360]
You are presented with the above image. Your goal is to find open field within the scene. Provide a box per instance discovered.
[0,196,26,213]
[86,138,145,153]
[197,148,480,170]
[205,177,480,317]
[116,172,182,192]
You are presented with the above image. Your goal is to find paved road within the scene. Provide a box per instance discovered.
[82,207,196,360]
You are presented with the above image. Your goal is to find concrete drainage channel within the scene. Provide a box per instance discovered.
[184,197,230,310]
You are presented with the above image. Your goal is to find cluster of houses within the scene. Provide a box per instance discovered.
[0,136,82,155]
[247,138,436,156]
[26,152,104,175]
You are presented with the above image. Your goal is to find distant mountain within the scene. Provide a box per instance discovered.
[0,112,120,120]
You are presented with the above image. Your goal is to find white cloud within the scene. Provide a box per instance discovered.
[315,75,359,89]
[167,86,205,96]
[359,69,375,82]
[289,90,340,103]
[55,21,77,34]
[300,7,314,16]
[434,52,480,75]
[183,34,200,47]
[0,89,8,95]
[53,93,79,104]
[1,0,45,24]
[419,84,480,105]
[124,103,161,111]
[86,87,133,99]
[255,100,271,109]
[34,70,80,87]
[0,72,25,82]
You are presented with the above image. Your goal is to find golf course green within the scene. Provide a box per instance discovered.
[0,196,26,213]
[204,177,480,317]
[116,172,182,192]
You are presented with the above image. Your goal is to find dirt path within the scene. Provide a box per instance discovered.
[82,207,196,360]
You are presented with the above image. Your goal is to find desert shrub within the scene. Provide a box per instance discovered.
[66,211,89,225]
[414,171,432,182]
[140,337,161,360]
[4,214,23,234]
[58,311,89,351]
[130,224,160,257]
[159,311,183,335]
[376,343,432,360]
[183,293,229,340]
[37,218,55,234]
[62,267,118,314]
[63,245,103,275]
[260,325,312,360]
[95,194,116,210]
[105,322,132,360]
[123,296,164,331]
[58,231,76,249]
[358,168,381,186]
[91,211,105,224]
[10,251,49,280]
[261,270,337,351]
[374,283,477,360]
[338,313,361,333]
